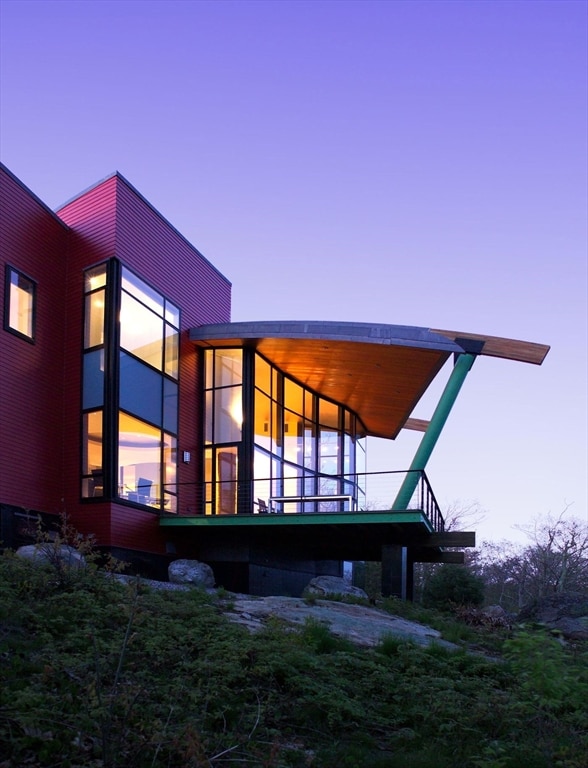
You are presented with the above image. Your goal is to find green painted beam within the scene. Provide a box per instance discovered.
[392,352,476,510]
[160,510,428,528]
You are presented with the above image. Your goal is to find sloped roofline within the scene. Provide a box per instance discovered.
[55,171,231,286]
[190,320,549,439]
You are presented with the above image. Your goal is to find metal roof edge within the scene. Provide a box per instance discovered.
[0,162,70,230]
[189,320,465,354]
[55,171,232,287]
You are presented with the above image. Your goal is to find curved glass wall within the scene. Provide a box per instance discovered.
[203,348,366,515]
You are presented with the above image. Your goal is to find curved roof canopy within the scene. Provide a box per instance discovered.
[190,321,549,440]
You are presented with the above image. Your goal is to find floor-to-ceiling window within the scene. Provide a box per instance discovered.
[81,263,107,499]
[203,348,366,514]
[81,261,179,513]
[203,348,243,515]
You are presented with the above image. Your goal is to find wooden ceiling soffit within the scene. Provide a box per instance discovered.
[253,339,449,438]
[189,323,459,439]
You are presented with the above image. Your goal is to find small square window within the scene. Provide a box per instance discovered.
[4,266,36,342]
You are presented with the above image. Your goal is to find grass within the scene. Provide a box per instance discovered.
[1,551,587,767]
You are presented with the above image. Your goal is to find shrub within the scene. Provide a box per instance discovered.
[422,565,485,610]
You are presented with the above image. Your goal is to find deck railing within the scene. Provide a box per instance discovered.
[168,469,445,533]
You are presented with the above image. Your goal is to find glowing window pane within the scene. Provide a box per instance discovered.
[84,289,105,348]
[165,301,180,328]
[254,389,271,450]
[82,410,103,475]
[255,355,271,394]
[214,386,242,443]
[84,264,107,292]
[214,349,242,387]
[120,291,163,370]
[122,267,164,316]
[204,349,214,389]
[284,378,303,416]
[118,412,160,508]
[7,268,35,339]
[163,434,177,513]
[319,399,339,429]
[164,323,179,379]
[216,447,238,515]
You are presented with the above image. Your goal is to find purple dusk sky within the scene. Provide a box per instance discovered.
[1,0,586,544]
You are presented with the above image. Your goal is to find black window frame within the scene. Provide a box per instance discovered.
[3,265,37,343]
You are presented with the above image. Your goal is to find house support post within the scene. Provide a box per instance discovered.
[392,352,476,511]
[381,545,414,600]
[383,352,475,600]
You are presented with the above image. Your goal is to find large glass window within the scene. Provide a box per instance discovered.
[117,269,179,511]
[120,267,179,379]
[204,349,243,444]
[4,266,36,341]
[250,353,361,513]
[81,261,179,512]
[203,348,364,515]
[81,263,108,499]
[116,411,178,512]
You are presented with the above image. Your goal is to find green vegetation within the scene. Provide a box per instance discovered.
[421,564,485,610]
[1,552,587,767]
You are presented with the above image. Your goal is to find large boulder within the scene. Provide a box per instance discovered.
[16,544,86,569]
[517,591,588,641]
[305,575,368,600]
[168,559,215,589]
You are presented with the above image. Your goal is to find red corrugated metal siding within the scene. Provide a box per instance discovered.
[3,169,232,557]
[0,166,69,514]
[110,504,167,553]
[56,178,118,543]
[113,179,231,535]
[58,175,231,551]
[113,177,231,326]
[70,502,162,553]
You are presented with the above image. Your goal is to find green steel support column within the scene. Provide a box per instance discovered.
[392,352,476,511]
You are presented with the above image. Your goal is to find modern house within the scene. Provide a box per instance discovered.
[0,163,550,598]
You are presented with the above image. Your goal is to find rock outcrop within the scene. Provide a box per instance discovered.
[517,591,588,641]
[16,544,86,569]
[305,575,368,600]
[168,559,216,588]
[223,594,455,649]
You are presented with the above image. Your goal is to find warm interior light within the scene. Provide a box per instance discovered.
[89,275,103,290]
[229,389,243,426]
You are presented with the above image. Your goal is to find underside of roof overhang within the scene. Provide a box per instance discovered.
[189,321,550,440]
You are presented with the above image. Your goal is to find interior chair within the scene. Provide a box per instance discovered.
[136,477,153,504]
[91,468,104,497]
